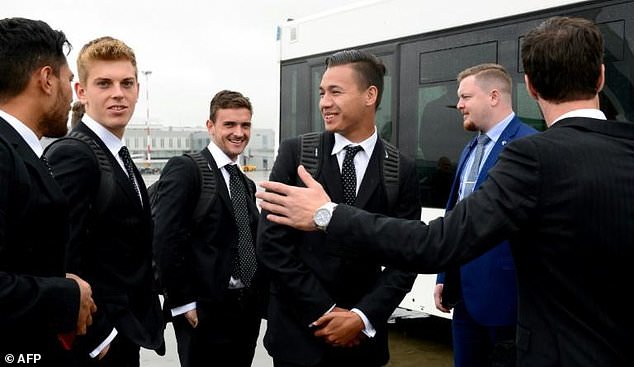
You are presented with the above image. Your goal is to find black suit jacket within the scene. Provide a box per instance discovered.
[327,117,634,366]
[44,121,164,354]
[153,148,266,327]
[0,118,79,364]
[257,132,420,365]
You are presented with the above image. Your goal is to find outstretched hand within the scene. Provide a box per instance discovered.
[256,165,331,231]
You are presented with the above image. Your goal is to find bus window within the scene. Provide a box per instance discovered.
[417,83,472,208]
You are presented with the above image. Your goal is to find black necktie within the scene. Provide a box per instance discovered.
[341,145,363,205]
[118,146,142,203]
[462,133,491,198]
[40,156,54,177]
[225,164,257,288]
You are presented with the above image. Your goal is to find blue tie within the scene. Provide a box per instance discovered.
[462,134,490,198]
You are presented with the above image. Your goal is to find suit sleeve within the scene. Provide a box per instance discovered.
[0,140,79,333]
[45,140,112,349]
[352,153,420,326]
[257,138,336,327]
[327,137,540,274]
[152,156,200,307]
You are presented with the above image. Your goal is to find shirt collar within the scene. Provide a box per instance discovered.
[207,139,239,170]
[484,112,515,144]
[552,109,607,125]
[0,109,44,157]
[331,127,378,157]
[82,114,125,154]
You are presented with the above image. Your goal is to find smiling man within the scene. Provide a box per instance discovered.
[257,49,420,367]
[44,37,164,366]
[152,90,268,367]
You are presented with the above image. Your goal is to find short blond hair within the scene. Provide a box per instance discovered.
[76,36,137,83]
[457,63,512,96]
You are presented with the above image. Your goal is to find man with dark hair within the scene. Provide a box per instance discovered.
[257,49,420,367]
[153,90,267,367]
[45,36,164,366]
[257,17,634,366]
[0,17,96,365]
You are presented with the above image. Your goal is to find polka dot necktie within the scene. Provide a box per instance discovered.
[118,146,142,204]
[342,145,363,206]
[225,164,257,288]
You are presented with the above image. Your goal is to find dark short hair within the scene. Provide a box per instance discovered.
[325,49,386,110]
[521,16,604,102]
[0,17,71,102]
[209,90,253,121]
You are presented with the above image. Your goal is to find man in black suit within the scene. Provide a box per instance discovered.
[256,17,634,366]
[45,37,163,366]
[0,17,96,365]
[257,50,420,367]
[153,90,266,367]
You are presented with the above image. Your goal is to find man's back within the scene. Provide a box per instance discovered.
[0,121,77,363]
[477,116,634,365]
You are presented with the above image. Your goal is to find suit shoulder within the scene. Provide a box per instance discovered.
[44,137,98,164]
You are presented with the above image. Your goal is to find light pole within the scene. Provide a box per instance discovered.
[142,70,152,162]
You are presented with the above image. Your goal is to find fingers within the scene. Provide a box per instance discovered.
[313,312,336,328]
[184,309,199,328]
[258,181,292,196]
[297,165,318,188]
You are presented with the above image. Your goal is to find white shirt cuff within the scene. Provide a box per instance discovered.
[351,308,376,338]
[89,328,118,358]
[171,302,197,317]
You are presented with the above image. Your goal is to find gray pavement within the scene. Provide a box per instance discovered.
[140,320,273,367]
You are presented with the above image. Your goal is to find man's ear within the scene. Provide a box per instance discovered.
[38,66,55,96]
[596,64,605,93]
[75,82,88,103]
[524,74,539,100]
[366,85,378,107]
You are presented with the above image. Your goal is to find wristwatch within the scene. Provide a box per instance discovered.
[313,202,338,231]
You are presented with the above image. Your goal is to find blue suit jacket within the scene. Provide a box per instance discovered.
[438,115,536,325]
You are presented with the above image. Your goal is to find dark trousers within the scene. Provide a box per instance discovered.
[77,334,140,367]
[452,301,516,367]
[273,342,385,367]
[173,289,261,367]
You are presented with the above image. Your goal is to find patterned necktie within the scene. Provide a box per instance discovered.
[341,145,363,205]
[118,146,142,203]
[462,133,491,198]
[40,156,54,177]
[225,164,257,288]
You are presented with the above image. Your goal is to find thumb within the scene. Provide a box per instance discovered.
[297,165,319,188]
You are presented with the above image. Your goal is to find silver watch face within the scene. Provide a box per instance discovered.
[314,208,332,227]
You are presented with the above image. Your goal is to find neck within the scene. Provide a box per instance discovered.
[538,96,600,127]
[342,118,375,143]
[0,96,43,138]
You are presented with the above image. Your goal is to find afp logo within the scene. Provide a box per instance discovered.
[3,353,42,364]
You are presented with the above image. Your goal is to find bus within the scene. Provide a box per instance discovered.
[276,0,634,318]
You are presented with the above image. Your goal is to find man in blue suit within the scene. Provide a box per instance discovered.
[434,64,536,367]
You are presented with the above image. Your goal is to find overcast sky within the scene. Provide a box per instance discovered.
[3,0,361,133]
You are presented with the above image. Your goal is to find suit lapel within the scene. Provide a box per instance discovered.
[447,139,476,209]
[74,122,143,209]
[355,139,381,209]
[319,133,345,204]
[475,116,521,188]
[202,147,233,213]
[0,119,64,199]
